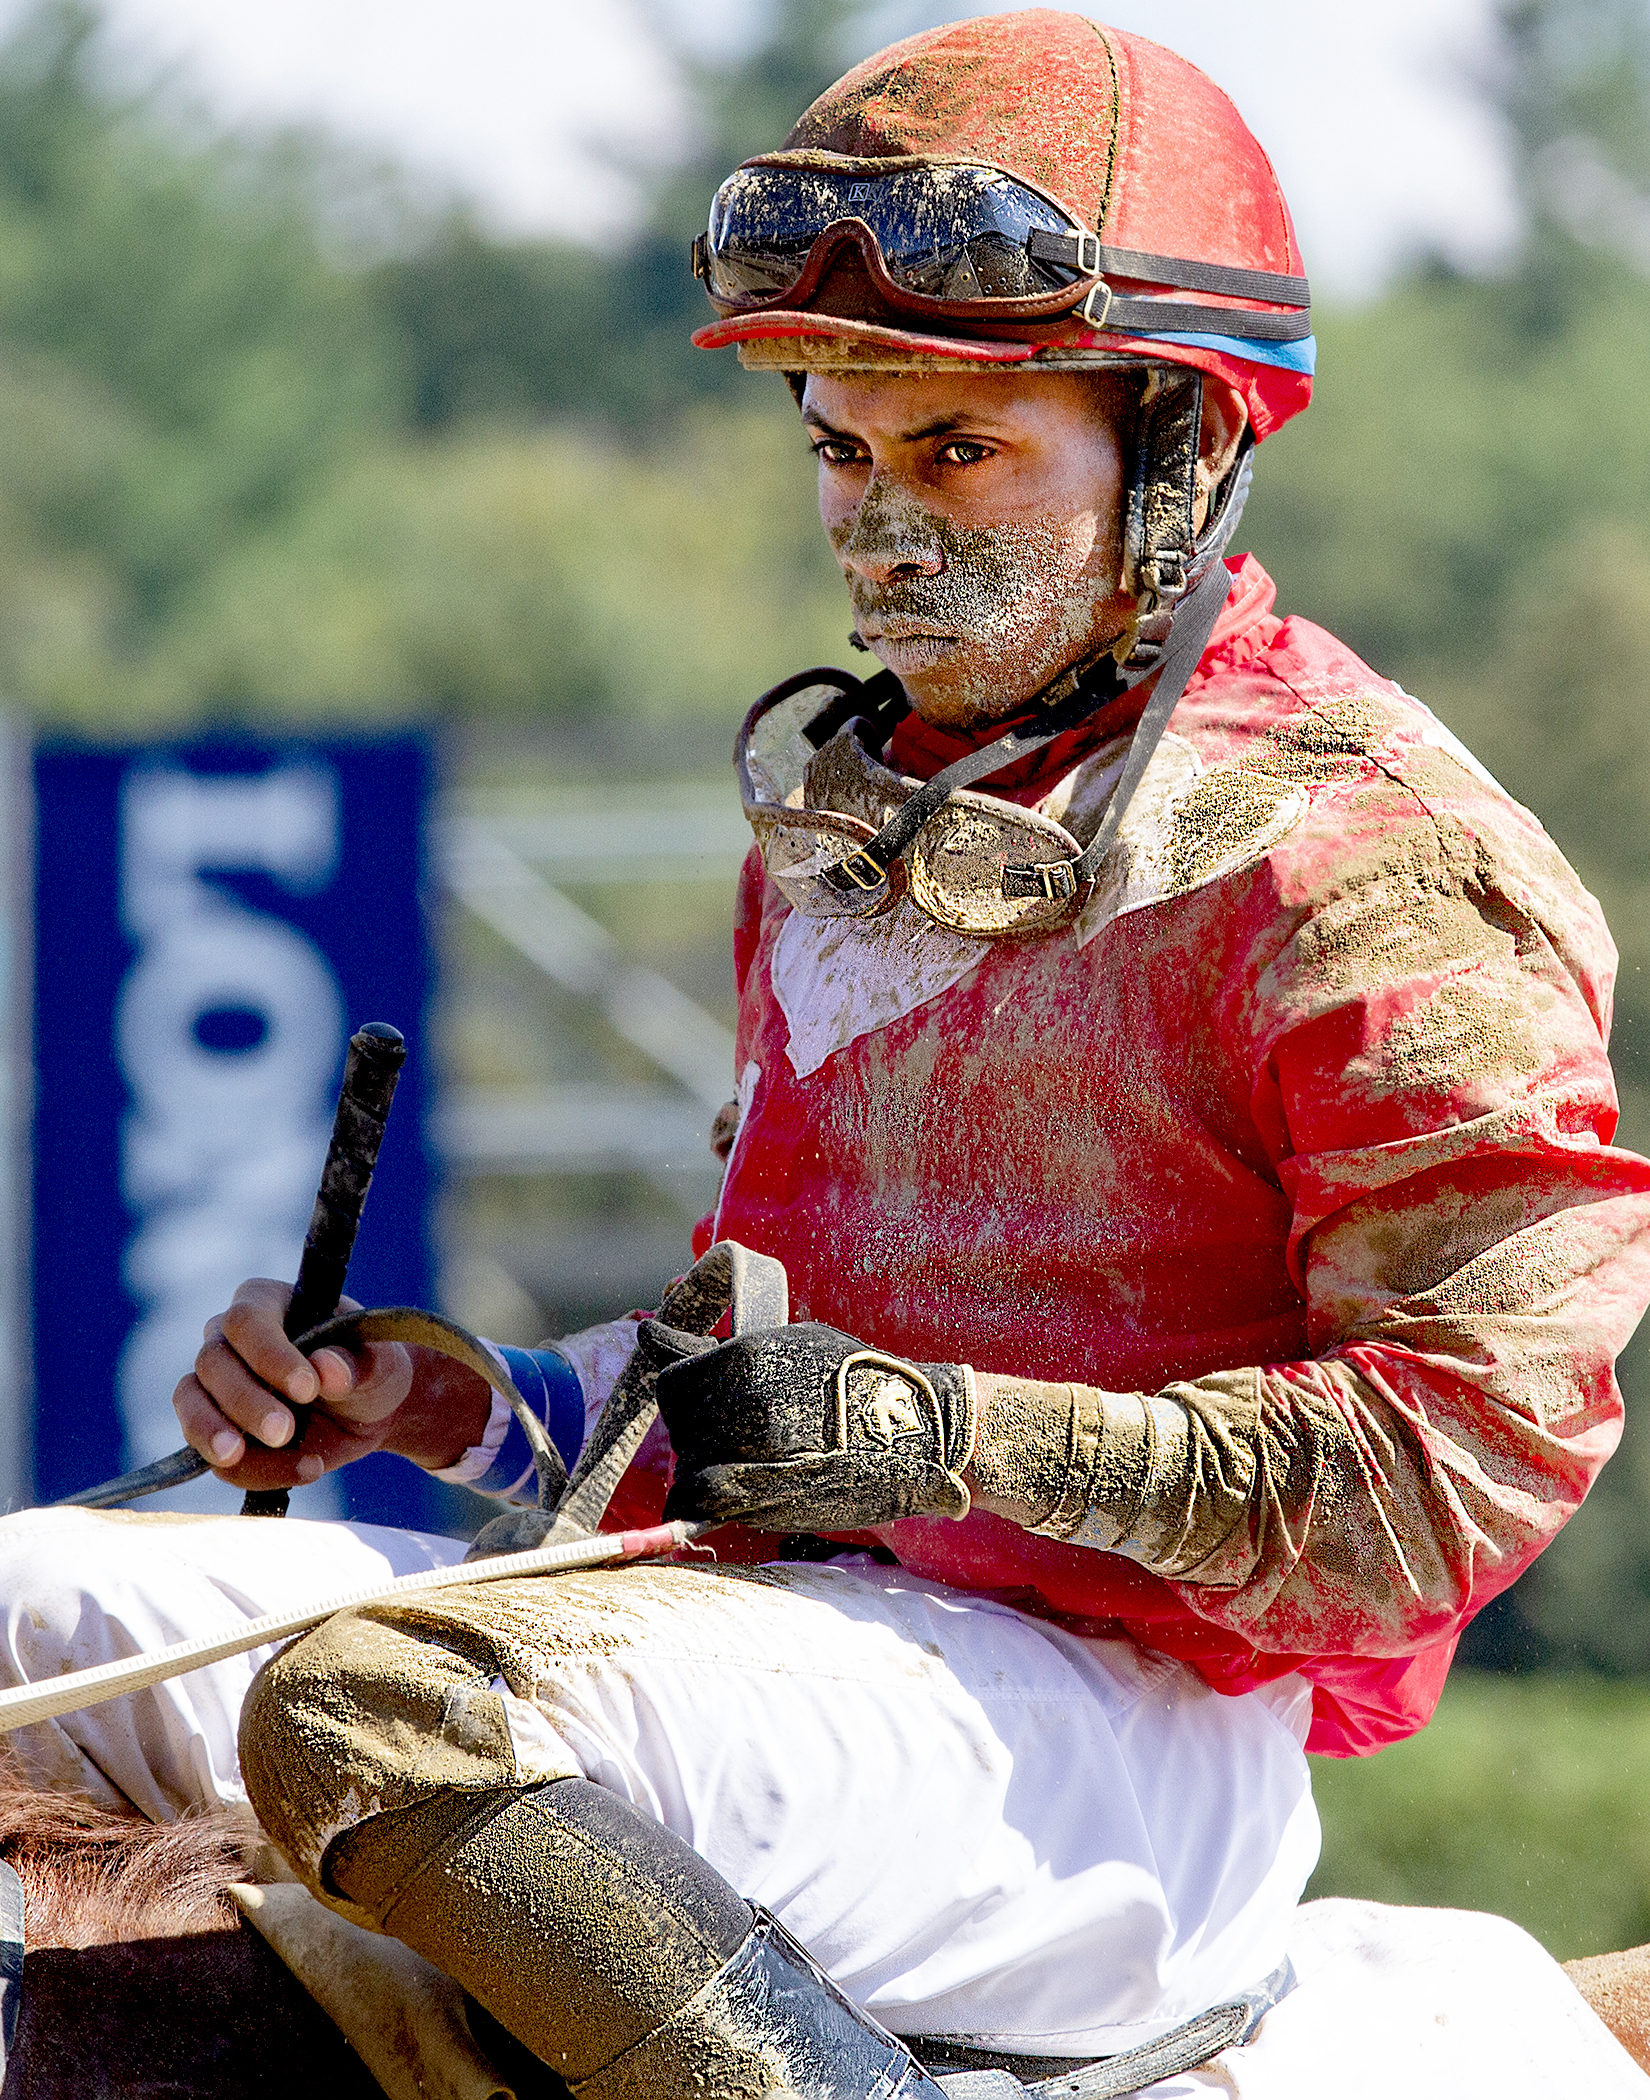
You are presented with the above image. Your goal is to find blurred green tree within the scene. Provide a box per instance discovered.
[0,1,401,701]
[1244,0,1650,678]
[146,406,851,744]
[0,0,889,720]
[1501,0,1650,267]
[369,0,901,429]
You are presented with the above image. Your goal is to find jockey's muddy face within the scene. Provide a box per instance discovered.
[805,369,1136,730]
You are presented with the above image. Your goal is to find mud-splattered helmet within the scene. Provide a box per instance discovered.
[692,10,1312,635]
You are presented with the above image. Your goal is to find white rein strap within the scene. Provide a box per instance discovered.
[0,1522,702,1737]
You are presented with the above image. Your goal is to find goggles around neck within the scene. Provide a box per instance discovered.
[694,157,1312,343]
[736,558,1232,940]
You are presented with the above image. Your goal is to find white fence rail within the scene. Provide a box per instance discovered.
[438,797,747,1207]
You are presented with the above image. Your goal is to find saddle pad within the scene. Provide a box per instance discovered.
[1143,1898,1649,2098]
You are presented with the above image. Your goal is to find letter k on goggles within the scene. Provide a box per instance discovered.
[694,158,1311,340]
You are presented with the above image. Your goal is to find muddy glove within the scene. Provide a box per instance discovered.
[655,1322,977,1531]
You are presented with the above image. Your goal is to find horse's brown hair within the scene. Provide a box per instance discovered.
[0,1754,262,1950]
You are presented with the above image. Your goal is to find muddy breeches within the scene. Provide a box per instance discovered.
[239,1601,944,2098]
[239,1558,1318,2060]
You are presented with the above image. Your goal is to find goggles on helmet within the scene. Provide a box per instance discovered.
[737,559,1233,940]
[699,160,1087,318]
[694,158,1312,343]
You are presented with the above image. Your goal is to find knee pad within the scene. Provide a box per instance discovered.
[239,1607,517,1898]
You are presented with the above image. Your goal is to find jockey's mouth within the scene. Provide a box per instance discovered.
[855,624,961,670]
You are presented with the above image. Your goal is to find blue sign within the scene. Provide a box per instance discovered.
[31,734,451,1534]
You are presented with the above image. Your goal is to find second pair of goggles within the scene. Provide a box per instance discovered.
[694,158,1311,341]
[737,560,1233,940]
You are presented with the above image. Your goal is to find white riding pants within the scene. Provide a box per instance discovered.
[0,1506,469,1819]
[0,1508,1318,2054]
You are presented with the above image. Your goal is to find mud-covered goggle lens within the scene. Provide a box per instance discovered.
[736,679,1094,939]
[703,163,1088,307]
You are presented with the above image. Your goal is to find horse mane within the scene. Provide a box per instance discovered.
[0,1753,263,1950]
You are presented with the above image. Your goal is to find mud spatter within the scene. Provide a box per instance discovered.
[833,472,1118,723]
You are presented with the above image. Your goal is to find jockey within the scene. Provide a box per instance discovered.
[5,12,1650,2095]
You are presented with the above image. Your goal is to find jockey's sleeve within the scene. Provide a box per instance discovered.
[429,1342,584,1501]
[972,814,1650,1660]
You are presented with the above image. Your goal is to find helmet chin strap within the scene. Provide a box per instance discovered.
[1117,366,1254,674]
[1123,368,1201,608]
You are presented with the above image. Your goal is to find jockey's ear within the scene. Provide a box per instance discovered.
[1195,379,1249,533]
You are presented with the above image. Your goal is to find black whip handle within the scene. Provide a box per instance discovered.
[241,1021,407,1517]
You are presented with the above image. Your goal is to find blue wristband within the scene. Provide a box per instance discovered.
[473,1345,587,1503]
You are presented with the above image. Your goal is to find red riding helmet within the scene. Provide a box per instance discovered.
[693,15,1319,930]
[692,10,1313,444]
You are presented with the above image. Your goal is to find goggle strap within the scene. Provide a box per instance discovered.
[1026,231,1310,311]
[1094,296,1312,343]
[802,668,907,752]
[1001,560,1233,901]
[820,659,1124,899]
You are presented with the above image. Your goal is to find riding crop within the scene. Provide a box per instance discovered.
[60,1018,409,1518]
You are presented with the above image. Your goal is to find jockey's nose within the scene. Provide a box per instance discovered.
[836,472,947,586]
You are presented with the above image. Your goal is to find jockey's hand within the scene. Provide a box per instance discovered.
[655,1321,977,1531]
[172,1277,494,1491]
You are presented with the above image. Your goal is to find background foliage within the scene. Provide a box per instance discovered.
[1310,1671,1650,1960]
[2,0,1650,1731]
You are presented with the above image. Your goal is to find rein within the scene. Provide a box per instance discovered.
[0,1240,788,1738]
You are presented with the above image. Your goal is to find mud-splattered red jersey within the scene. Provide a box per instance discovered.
[614,554,1650,1757]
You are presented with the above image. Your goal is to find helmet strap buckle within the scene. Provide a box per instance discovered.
[831,849,889,893]
[1139,548,1189,603]
[1079,277,1113,328]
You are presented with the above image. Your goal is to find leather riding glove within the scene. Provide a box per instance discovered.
[655,1322,977,1531]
